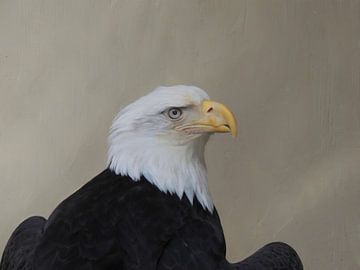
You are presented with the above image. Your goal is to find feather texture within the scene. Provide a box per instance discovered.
[1,170,302,270]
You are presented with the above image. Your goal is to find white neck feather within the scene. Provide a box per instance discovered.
[108,133,213,212]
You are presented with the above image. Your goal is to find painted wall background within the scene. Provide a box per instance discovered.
[1,1,360,268]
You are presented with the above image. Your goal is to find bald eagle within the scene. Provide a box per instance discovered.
[1,86,303,270]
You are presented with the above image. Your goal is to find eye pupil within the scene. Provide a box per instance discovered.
[168,108,182,119]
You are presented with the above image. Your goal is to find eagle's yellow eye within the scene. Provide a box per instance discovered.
[167,108,183,120]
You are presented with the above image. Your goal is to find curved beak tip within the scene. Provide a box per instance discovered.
[231,128,238,138]
[202,100,238,138]
[229,122,238,138]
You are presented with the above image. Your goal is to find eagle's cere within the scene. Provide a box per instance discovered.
[0,85,303,270]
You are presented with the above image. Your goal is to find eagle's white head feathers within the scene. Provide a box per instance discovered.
[108,85,237,212]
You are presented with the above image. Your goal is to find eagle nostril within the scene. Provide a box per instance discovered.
[207,107,213,113]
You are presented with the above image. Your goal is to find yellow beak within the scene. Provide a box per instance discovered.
[200,100,238,137]
[176,100,238,137]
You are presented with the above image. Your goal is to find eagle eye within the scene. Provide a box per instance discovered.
[167,107,183,120]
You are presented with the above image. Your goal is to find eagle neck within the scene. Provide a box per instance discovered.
[108,134,214,212]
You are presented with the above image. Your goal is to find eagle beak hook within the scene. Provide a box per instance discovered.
[200,100,238,137]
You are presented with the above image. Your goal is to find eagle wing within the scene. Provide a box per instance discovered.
[0,216,46,270]
[230,242,303,270]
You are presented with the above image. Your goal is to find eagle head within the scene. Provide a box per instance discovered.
[108,85,237,212]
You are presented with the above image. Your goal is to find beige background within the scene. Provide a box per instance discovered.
[1,0,360,269]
